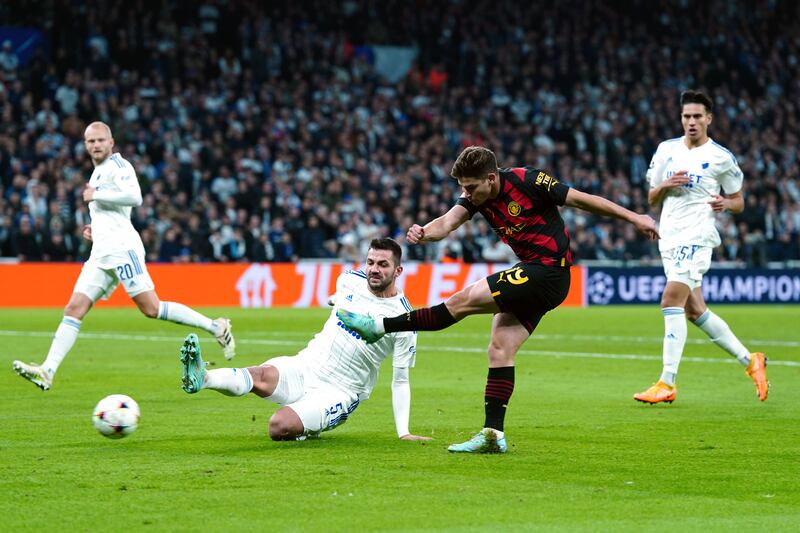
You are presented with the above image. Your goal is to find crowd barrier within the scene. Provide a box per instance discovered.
[584,267,800,304]
[4,263,797,308]
[0,262,585,308]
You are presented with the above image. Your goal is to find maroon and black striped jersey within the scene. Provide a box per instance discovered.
[456,167,573,267]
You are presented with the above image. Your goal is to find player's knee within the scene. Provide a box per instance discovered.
[686,308,705,323]
[249,365,278,398]
[64,295,92,318]
[268,411,302,441]
[138,301,160,318]
[64,302,84,317]
[487,340,513,365]
[444,292,471,320]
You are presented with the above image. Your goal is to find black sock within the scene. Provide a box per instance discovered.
[483,366,515,432]
[383,303,457,333]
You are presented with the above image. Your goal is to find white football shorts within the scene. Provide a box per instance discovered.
[660,245,713,290]
[261,355,360,434]
[74,249,155,302]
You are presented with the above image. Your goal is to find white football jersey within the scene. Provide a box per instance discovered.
[297,269,417,400]
[88,153,144,257]
[647,137,743,251]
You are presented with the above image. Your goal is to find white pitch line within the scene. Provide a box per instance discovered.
[1,330,798,367]
[215,330,800,348]
[4,328,796,347]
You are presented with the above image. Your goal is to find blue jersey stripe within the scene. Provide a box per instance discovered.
[711,141,738,163]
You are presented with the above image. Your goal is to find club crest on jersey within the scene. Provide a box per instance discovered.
[507,201,522,217]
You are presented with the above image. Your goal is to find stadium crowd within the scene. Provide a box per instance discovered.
[1,0,799,266]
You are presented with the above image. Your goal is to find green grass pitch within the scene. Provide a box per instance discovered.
[1,305,798,531]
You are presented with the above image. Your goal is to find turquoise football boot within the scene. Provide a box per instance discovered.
[448,429,508,454]
[336,309,385,343]
[180,333,207,394]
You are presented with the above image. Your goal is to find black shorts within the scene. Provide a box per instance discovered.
[486,262,571,333]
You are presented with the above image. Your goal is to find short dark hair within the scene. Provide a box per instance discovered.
[369,237,402,265]
[680,90,714,113]
[450,146,498,180]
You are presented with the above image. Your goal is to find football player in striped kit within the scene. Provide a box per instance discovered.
[339,146,658,452]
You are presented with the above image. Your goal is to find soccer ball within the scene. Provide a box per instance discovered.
[92,394,140,439]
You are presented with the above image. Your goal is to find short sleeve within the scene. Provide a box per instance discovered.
[456,196,478,218]
[647,144,668,188]
[524,167,570,206]
[111,158,141,194]
[717,155,744,195]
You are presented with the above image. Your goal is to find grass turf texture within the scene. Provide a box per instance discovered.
[1,305,798,531]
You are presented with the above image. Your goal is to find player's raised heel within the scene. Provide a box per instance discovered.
[448,428,508,454]
[213,318,236,360]
[180,334,207,394]
[745,352,769,401]
[12,360,52,391]
[336,309,384,343]
[633,380,676,404]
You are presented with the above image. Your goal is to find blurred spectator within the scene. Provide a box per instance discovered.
[12,216,43,260]
[0,41,19,81]
[0,0,798,266]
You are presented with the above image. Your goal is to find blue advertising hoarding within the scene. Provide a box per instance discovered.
[585,268,800,305]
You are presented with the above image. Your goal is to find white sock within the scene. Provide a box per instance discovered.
[661,307,687,386]
[157,302,214,333]
[203,368,253,396]
[42,316,82,376]
[692,309,751,366]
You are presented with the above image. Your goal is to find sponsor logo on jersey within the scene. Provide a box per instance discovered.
[701,161,709,169]
[507,201,522,217]
[492,221,527,238]
[535,171,558,190]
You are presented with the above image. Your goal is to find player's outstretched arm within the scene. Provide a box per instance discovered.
[408,205,470,244]
[391,366,432,441]
[565,188,659,240]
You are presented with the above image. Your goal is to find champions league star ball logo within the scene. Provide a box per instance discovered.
[587,272,615,304]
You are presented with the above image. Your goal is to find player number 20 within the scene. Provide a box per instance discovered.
[116,264,134,280]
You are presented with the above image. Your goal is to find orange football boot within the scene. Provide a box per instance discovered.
[745,352,769,401]
[633,380,676,404]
